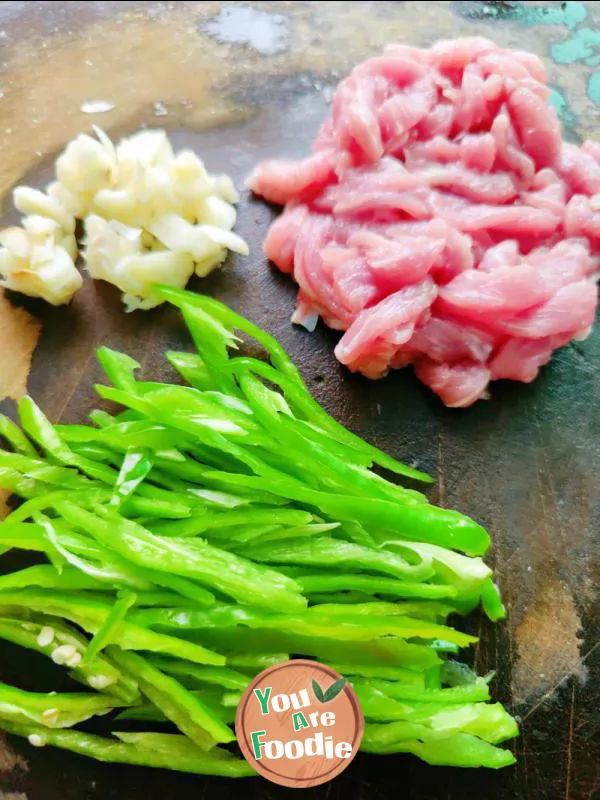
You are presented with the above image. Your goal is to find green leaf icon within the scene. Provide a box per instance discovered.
[312,677,346,703]
[323,678,346,702]
[312,679,325,703]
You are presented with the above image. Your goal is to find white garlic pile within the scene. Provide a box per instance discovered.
[0,128,248,309]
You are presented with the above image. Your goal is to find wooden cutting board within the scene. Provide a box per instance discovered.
[0,2,598,798]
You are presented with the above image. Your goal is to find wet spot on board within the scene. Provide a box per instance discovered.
[201,5,291,56]
[453,0,588,28]
[513,575,585,703]
[225,70,336,113]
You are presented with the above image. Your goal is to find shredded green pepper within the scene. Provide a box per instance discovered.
[0,287,516,774]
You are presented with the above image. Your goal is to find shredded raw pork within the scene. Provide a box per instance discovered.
[249,38,600,407]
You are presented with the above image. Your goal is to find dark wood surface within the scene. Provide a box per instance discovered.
[0,2,599,799]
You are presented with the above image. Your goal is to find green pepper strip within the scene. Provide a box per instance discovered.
[0,414,37,456]
[481,578,506,622]
[308,591,374,605]
[83,591,137,666]
[96,348,141,391]
[230,354,422,474]
[111,451,153,507]
[200,471,490,555]
[0,590,224,666]
[428,702,518,744]
[352,682,506,726]
[0,616,138,703]
[0,721,254,777]
[0,451,88,488]
[132,592,186,607]
[118,687,236,725]
[166,351,214,392]
[0,564,108,593]
[16,396,75,463]
[307,601,453,621]
[237,537,433,582]
[179,304,241,395]
[131,605,476,647]
[0,681,124,728]
[4,491,88,524]
[108,648,235,750]
[226,653,288,671]
[361,724,515,767]
[359,678,491,704]
[149,508,314,537]
[329,663,425,685]
[226,522,337,547]
[59,419,191,453]
[297,574,458,600]
[149,656,251,691]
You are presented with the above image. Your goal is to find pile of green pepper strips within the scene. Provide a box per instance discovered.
[0,285,517,775]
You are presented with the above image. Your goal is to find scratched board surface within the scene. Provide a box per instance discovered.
[0,2,599,799]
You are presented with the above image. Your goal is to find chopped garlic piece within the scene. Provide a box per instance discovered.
[47,180,92,218]
[56,132,115,195]
[170,150,211,200]
[200,223,249,256]
[22,214,61,239]
[92,125,117,163]
[116,250,194,292]
[21,216,78,262]
[116,250,195,306]
[84,215,142,282]
[148,213,222,260]
[0,226,31,261]
[117,129,173,165]
[85,214,194,311]
[211,174,240,204]
[194,247,227,278]
[14,186,75,232]
[60,232,78,262]
[28,734,47,747]
[0,239,82,306]
[92,165,172,228]
[195,195,237,230]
